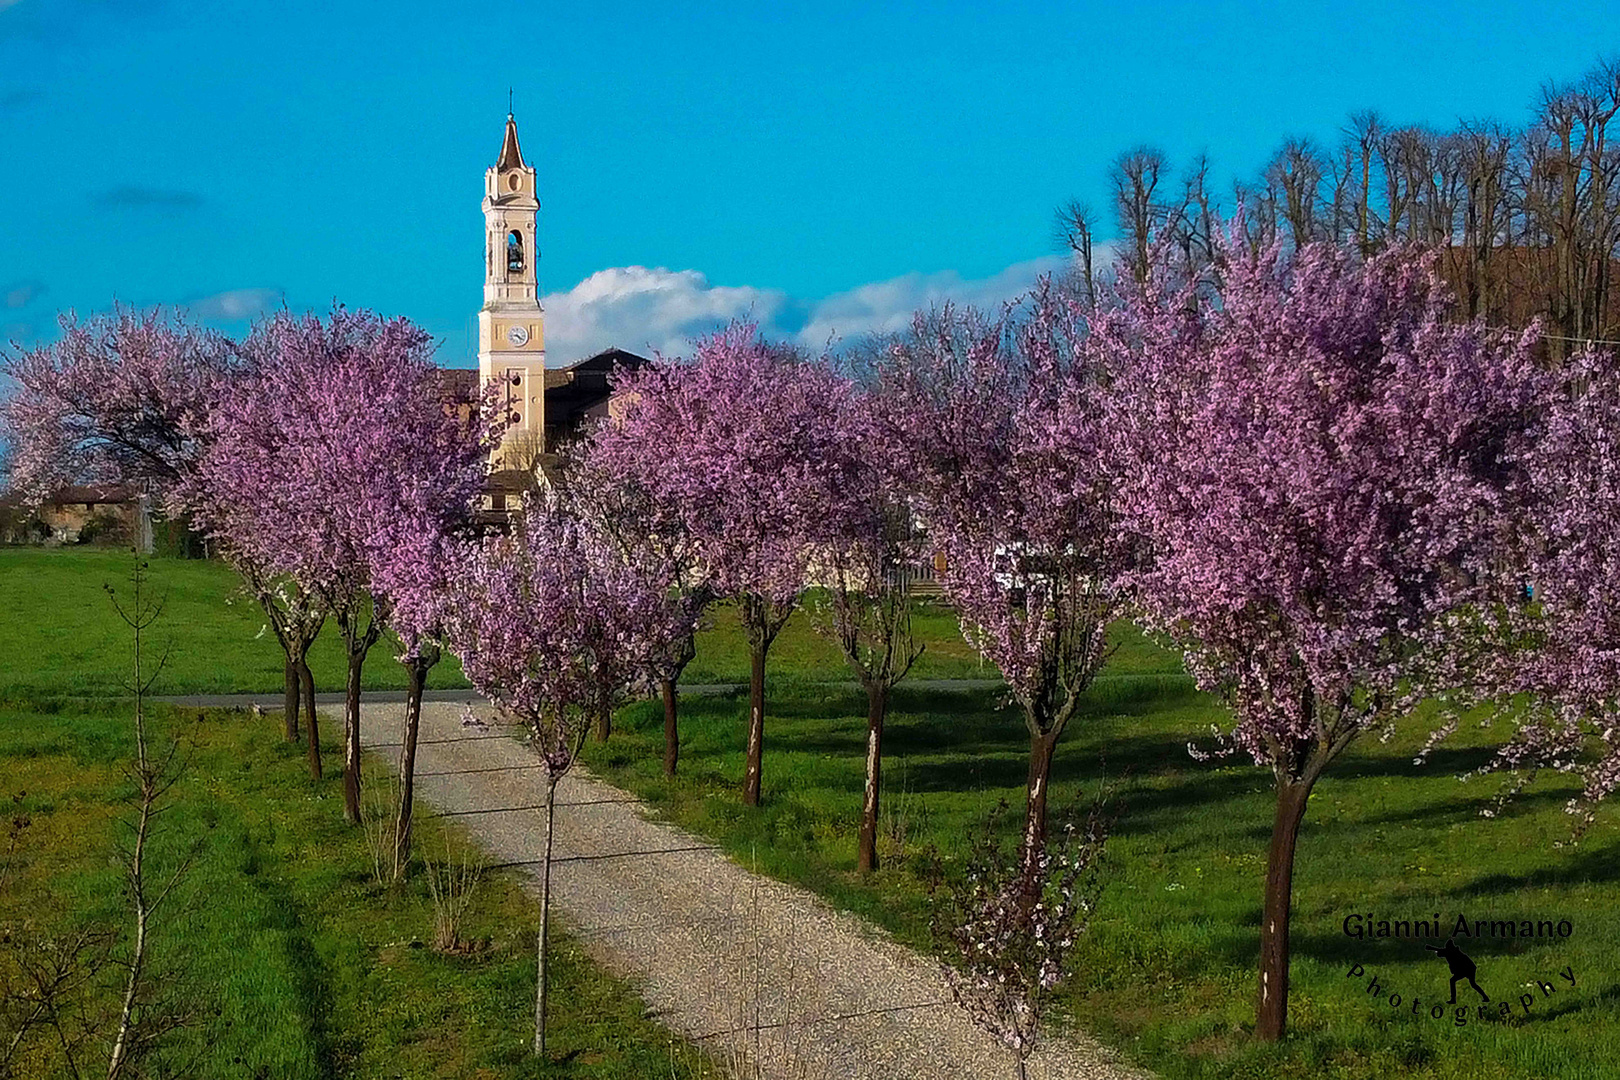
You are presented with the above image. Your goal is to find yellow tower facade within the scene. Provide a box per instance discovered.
[477,113,546,463]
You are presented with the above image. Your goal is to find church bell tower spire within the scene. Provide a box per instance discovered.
[478,110,546,464]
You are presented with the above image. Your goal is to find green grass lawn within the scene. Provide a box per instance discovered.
[0,547,462,696]
[0,548,990,697]
[9,546,1620,1079]
[0,696,722,1079]
[583,666,1620,1080]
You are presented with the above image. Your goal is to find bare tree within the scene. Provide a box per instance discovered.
[0,922,115,1080]
[1267,138,1326,248]
[1055,61,1620,349]
[1,557,206,1080]
[1053,198,1099,307]
[102,558,198,1080]
[1162,155,1218,284]
[1343,110,1385,255]
[1521,64,1620,357]
[1379,125,1428,242]
[1110,147,1167,282]
[1441,120,1517,320]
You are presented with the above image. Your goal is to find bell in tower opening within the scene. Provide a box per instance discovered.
[507,230,525,276]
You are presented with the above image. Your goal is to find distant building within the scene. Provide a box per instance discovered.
[0,483,148,548]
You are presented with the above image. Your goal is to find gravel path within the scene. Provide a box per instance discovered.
[351,699,1150,1080]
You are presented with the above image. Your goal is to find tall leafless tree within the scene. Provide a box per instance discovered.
[1110,147,1167,283]
[1055,61,1620,354]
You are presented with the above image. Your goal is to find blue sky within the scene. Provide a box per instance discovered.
[1,0,1615,365]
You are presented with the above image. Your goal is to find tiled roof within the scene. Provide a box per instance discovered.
[435,367,479,400]
[2,483,138,508]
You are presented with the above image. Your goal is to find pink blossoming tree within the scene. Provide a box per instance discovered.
[1476,346,1620,837]
[188,307,488,826]
[1101,235,1543,1041]
[805,379,925,872]
[601,324,858,806]
[1,307,233,501]
[0,309,352,759]
[552,444,712,768]
[369,490,495,879]
[442,496,667,1057]
[877,291,1128,868]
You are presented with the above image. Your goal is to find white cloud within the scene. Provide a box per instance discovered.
[183,287,283,322]
[538,255,1071,365]
[540,266,793,364]
[794,257,1069,350]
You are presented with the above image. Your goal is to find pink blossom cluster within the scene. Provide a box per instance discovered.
[931,800,1109,1064]
[1097,237,1544,776]
[558,441,713,685]
[588,322,862,609]
[440,495,674,774]
[1489,347,1620,831]
[183,307,490,614]
[2,306,235,503]
[876,286,1126,731]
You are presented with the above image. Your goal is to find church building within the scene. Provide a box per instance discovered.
[468,113,646,470]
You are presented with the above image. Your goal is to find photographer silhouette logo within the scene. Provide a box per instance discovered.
[1342,911,1577,1026]
[1425,937,1488,1005]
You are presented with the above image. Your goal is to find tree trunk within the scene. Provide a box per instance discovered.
[343,650,363,825]
[594,700,611,743]
[743,642,767,807]
[393,655,431,882]
[283,655,300,742]
[300,660,321,780]
[1256,779,1314,1041]
[533,774,559,1057]
[661,678,679,776]
[107,767,153,1080]
[1023,729,1059,876]
[857,681,889,874]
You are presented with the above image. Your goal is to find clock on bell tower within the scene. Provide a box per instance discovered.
[477,112,546,462]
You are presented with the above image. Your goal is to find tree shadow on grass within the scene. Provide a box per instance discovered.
[892,729,1270,830]
[1350,786,1573,830]
[1274,926,1426,972]
[1104,774,1270,836]
[1319,744,1501,783]
[659,683,1562,856]
[1533,980,1620,1023]
[1214,919,1536,973]
[1454,840,1620,897]
[1215,785,1576,847]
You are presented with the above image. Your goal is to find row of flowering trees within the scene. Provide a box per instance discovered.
[576,235,1620,1050]
[8,221,1620,1051]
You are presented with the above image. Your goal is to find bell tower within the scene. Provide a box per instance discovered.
[478,112,546,462]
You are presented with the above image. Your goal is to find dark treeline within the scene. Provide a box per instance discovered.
[1058,59,1620,359]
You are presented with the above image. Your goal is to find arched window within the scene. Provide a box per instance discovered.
[507,230,525,276]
